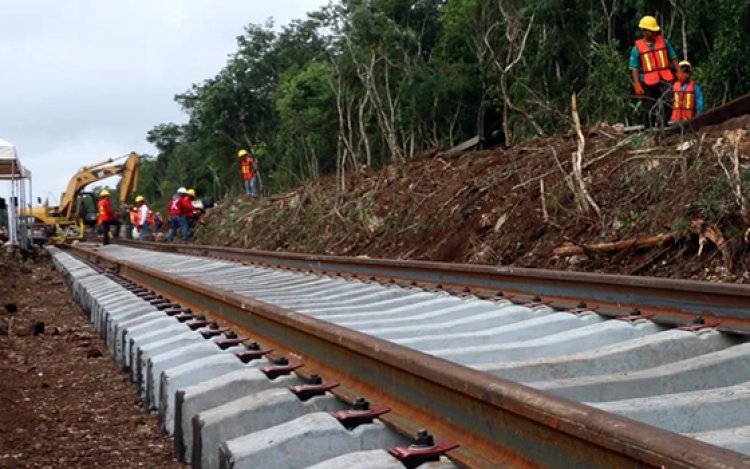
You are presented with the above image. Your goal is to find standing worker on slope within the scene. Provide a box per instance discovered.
[97,189,119,245]
[136,195,150,241]
[629,15,683,127]
[238,149,258,198]
[670,60,704,123]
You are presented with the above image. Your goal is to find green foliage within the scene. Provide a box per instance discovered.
[139,0,750,208]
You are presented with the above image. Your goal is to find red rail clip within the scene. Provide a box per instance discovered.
[616,311,655,322]
[175,313,196,322]
[201,327,230,339]
[164,307,185,316]
[332,399,390,429]
[187,320,209,330]
[289,380,339,401]
[678,321,721,331]
[568,306,599,314]
[260,361,303,379]
[388,439,460,469]
[523,300,552,308]
[215,337,248,350]
[235,348,272,363]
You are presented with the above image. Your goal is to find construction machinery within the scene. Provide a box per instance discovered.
[21,152,140,243]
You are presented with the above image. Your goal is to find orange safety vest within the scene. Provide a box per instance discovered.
[635,36,674,86]
[672,81,696,122]
[97,198,114,223]
[129,209,140,226]
[240,156,254,181]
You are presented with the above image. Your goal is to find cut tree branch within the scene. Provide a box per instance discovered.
[553,232,680,257]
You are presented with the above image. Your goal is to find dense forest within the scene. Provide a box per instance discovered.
[134,0,750,208]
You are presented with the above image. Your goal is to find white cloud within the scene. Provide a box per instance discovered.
[0,0,328,201]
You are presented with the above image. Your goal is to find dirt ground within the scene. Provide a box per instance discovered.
[195,119,750,282]
[0,251,182,468]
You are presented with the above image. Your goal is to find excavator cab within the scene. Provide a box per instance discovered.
[77,192,99,226]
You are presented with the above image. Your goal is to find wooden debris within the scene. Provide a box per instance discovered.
[437,135,480,159]
[553,232,679,257]
[691,218,733,271]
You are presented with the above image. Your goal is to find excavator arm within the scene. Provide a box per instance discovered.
[57,152,140,218]
[116,152,139,206]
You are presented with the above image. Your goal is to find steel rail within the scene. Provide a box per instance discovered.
[65,243,750,469]
[116,239,750,334]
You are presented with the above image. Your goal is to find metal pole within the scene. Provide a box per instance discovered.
[9,160,17,245]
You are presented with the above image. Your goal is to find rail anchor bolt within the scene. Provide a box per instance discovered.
[388,430,459,469]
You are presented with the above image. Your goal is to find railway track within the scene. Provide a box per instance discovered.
[52,241,750,468]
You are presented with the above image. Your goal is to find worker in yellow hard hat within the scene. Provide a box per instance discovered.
[97,189,119,245]
[670,60,705,124]
[629,15,682,127]
[135,195,150,241]
[238,149,258,197]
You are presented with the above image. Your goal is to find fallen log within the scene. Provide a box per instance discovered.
[553,232,680,257]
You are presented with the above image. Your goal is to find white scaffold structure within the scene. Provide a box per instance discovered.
[0,139,32,248]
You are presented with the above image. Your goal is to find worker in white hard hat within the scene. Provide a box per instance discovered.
[166,187,193,242]
[629,15,682,127]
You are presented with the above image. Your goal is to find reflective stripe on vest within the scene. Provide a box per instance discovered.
[240,157,254,180]
[671,81,696,122]
[168,198,181,216]
[635,36,674,86]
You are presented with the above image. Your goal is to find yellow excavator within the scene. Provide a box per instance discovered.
[21,152,140,243]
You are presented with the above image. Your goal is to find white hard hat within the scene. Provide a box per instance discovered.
[177,187,188,194]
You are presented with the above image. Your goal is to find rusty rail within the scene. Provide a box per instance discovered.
[64,242,750,468]
[116,239,750,334]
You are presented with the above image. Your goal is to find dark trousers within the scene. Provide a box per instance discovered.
[102,220,121,245]
[640,82,672,127]
[166,216,189,242]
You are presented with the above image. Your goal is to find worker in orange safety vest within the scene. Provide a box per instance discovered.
[670,60,705,123]
[135,195,150,241]
[129,206,140,239]
[628,16,683,127]
[238,149,258,197]
[97,189,119,245]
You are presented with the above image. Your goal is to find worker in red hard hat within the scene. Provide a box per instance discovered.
[629,15,682,127]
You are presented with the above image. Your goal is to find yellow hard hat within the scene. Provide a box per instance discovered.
[100,189,110,197]
[679,60,692,69]
[187,188,196,197]
[135,195,145,203]
[639,16,660,32]
[238,149,249,158]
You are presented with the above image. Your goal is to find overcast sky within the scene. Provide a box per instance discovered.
[0,0,328,203]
